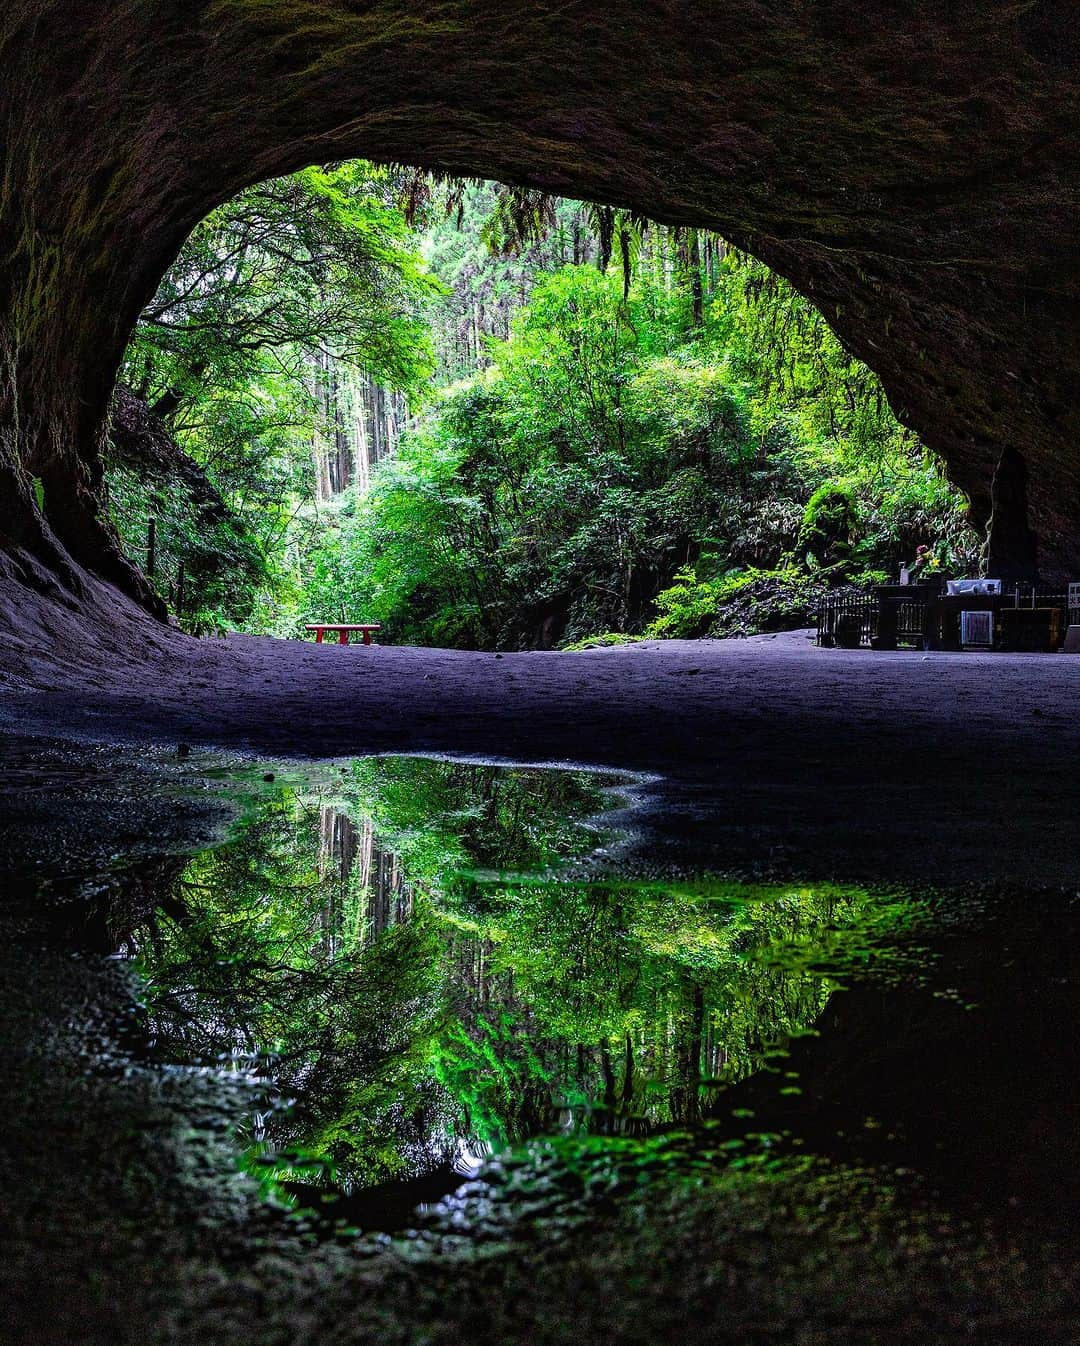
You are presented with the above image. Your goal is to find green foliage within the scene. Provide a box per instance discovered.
[416,180,605,383]
[111,162,439,630]
[125,163,436,416]
[306,245,975,648]
[107,460,280,634]
[132,757,928,1177]
[302,264,809,647]
[646,565,832,639]
[800,484,858,568]
[347,240,974,646]
[111,166,978,642]
[560,632,641,651]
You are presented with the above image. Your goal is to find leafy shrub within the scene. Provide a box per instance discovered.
[799,483,858,568]
[559,632,641,651]
[646,564,831,639]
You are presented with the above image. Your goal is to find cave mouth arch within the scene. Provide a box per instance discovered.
[1,0,1078,634]
[110,159,980,649]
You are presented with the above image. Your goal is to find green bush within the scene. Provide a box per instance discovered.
[646,564,831,639]
[559,632,641,651]
[799,483,857,568]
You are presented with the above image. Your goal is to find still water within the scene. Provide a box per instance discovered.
[9,754,939,1219]
[3,747,1079,1340]
[120,758,924,1214]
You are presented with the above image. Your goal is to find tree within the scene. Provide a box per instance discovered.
[110,162,439,628]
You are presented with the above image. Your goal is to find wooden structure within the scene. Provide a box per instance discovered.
[818,582,1080,652]
[305,623,382,646]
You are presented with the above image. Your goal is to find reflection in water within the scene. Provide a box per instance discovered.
[5,745,1080,1343]
[119,757,923,1205]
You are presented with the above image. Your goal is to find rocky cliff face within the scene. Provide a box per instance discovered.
[1,0,1078,607]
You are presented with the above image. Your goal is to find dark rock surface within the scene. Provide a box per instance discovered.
[1,1,1079,608]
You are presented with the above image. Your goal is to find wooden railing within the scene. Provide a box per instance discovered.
[817,583,1080,650]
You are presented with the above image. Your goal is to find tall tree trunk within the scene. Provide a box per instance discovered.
[355,380,369,492]
[689,229,704,326]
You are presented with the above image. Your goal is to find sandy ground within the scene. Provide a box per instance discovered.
[2,569,1079,887]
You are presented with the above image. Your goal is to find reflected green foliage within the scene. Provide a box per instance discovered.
[131,758,923,1195]
[343,756,609,880]
[135,794,447,1187]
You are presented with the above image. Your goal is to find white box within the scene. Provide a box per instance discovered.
[948,579,1002,596]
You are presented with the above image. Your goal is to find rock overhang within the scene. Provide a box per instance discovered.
[0,0,1077,604]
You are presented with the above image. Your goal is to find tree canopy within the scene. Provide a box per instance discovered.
[107,165,976,642]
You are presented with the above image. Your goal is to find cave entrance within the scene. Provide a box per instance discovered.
[105,163,975,654]
[3,0,1077,655]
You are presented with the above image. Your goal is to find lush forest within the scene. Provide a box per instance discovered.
[108,163,977,647]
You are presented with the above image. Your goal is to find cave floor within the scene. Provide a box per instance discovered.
[4,619,1080,888]
[2,719,1080,1345]
[5,613,1080,1343]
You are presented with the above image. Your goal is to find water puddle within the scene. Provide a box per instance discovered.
[3,747,1078,1260]
[14,755,931,1223]
[4,744,1080,1342]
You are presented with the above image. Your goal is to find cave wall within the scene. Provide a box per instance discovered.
[1,0,1078,599]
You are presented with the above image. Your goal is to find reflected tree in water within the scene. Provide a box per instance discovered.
[130,760,908,1193]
